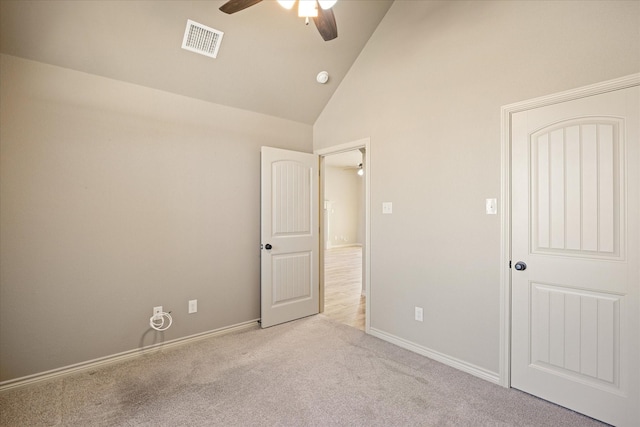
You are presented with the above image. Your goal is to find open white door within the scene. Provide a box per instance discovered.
[260,147,319,328]
[511,86,639,426]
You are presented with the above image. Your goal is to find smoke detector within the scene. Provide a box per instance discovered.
[182,19,224,59]
[316,71,329,84]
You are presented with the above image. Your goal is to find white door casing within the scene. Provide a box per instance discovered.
[260,147,319,328]
[510,85,639,426]
[316,138,371,332]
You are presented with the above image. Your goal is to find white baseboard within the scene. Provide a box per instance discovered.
[0,319,260,392]
[327,243,362,249]
[368,327,500,385]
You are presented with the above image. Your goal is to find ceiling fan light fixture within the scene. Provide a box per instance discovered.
[277,0,296,10]
[219,0,337,41]
[318,0,337,10]
[298,0,318,17]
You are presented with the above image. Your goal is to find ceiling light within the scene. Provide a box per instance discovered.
[277,1,338,18]
[297,0,318,18]
[318,0,337,10]
[277,0,296,9]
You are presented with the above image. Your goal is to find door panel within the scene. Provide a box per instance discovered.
[530,283,620,389]
[260,147,318,328]
[511,86,639,426]
[530,119,623,259]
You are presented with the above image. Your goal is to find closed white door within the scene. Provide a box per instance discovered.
[511,86,639,426]
[260,147,319,328]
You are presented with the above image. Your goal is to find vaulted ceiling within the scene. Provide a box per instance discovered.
[0,0,394,124]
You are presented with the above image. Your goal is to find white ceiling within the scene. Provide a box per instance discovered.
[0,0,394,124]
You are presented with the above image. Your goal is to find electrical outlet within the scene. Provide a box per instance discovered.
[188,299,197,314]
[153,306,163,320]
[414,306,423,322]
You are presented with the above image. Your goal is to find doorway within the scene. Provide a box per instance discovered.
[323,150,365,330]
[316,138,371,332]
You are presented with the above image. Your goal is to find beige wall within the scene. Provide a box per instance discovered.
[325,166,363,248]
[314,0,640,374]
[0,55,312,381]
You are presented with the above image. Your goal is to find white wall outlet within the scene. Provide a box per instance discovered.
[188,299,197,314]
[414,306,423,322]
[382,202,393,214]
[153,306,163,320]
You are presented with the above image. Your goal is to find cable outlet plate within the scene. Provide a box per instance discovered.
[153,306,163,320]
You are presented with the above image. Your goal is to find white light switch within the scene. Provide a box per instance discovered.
[486,198,497,215]
[382,202,393,214]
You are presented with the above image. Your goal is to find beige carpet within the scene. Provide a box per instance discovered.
[0,315,605,426]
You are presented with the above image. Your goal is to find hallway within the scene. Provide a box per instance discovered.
[323,246,365,330]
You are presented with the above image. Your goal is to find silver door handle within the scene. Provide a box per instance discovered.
[514,261,527,271]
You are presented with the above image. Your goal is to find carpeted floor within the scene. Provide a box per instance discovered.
[0,315,605,426]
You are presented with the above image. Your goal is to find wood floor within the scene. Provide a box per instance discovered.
[323,246,365,330]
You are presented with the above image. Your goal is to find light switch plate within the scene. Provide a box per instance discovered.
[188,299,197,314]
[382,202,393,214]
[485,198,497,215]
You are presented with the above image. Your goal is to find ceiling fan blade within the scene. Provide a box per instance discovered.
[313,6,338,41]
[219,0,263,14]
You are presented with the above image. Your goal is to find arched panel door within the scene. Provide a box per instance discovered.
[260,147,319,328]
[511,86,639,426]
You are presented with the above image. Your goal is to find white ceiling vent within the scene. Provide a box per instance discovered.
[182,19,224,59]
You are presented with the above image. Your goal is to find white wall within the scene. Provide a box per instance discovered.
[314,0,640,375]
[324,165,363,248]
[0,54,312,381]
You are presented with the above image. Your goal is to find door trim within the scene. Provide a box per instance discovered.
[315,138,371,332]
[499,73,640,387]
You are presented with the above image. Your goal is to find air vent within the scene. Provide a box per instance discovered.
[182,19,224,59]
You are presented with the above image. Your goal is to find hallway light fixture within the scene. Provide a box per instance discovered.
[357,163,363,176]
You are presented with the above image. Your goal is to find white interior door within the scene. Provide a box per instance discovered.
[511,86,639,426]
[260,147,319,328]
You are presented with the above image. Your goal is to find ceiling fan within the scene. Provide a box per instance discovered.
[219,0,338,41]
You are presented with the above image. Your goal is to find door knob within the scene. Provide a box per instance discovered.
[265,244,272,250]
[514,261,527,271]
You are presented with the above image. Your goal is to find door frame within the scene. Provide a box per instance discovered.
[499,73,640,388]
[315,137,371,332]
